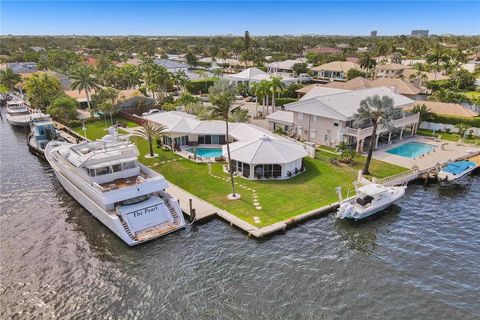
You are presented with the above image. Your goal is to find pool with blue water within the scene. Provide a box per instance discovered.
[386,142,434,158]
[186,147,223,158]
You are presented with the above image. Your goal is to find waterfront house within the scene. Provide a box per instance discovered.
[225,67,299,85]
[310,61,361,82]
[143,111,309,179]
[284,87,420,152]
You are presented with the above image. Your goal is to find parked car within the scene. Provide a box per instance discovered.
[142,109,160,116]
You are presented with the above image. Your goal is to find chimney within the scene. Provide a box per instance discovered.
[390,85,397,93]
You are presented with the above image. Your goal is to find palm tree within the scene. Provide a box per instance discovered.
[353,95,399,175]
[23,73,62,111]
[250,82,260,117]
[197,70,209,94]
[208,81,237,198]
[427,44,447,80]
[257,80,270,115]
[0,69,21,92]
[70,64,100,111]
[229,108,250,122]
[133,122,167,157]
[172,69,189,94]
[269,77,285,113]
[359,53,377,79]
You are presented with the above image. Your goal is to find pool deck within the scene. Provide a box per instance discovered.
[372,136,480,171]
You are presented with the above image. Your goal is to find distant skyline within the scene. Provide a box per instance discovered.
[1,1,479,36]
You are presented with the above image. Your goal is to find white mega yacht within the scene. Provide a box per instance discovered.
[5,100,46,126]
[45,128,186,246]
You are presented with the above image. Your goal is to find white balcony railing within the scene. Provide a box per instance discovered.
[343,113,420,139]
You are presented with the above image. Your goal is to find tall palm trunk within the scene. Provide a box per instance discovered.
[148,135,154,157]
[271,91,276,113]
[225,120,236,196]
[85,88,91,111]
[363,121,378,175]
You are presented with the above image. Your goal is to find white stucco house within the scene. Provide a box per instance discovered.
[285,87,420,152]
[143,111,309,179]
[224,67,300,85]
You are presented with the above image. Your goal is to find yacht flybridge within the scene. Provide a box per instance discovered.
[5,100,46,126]
[45,128,185,246]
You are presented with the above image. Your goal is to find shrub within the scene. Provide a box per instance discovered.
[275,97,298,107]
[186,79,215,94]
[429,114,480,127]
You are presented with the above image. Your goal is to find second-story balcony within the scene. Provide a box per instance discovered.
[343,113,420,140]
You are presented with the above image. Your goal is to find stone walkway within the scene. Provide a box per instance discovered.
[206,163,264,224]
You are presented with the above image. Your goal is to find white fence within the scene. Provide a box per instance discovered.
[420,121,480,137]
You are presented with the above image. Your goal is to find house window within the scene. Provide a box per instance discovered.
[333,122,339,127]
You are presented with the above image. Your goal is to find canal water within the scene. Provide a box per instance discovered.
[1,114,479,320]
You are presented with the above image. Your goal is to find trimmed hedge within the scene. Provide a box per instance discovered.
[275,97,298,106]
[186,79,215,95]
[430,114,480,127]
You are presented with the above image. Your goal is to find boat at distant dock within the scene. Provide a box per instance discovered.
[437,160,478,182]
[45,128,186,246]
[28,117,65,158]
[5,99,46,126]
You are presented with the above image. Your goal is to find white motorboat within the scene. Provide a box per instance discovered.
[5,100,46,126]
[45,128,186,246]
[335,183,406,220]
[28,117,64,158]
[437,160,478,182]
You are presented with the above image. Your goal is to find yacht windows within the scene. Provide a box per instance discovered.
[112,164,123,173]
[88,168,96,177]
[95,166,112,176]
[123,161,137,170]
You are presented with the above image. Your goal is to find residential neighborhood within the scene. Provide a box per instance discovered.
[1,1,479,319]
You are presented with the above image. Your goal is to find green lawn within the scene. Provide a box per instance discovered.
[461,91,480,100]
[316,150,409,178]
[70,119,408,227]
[71,118,138,140]
[417,128,480,145]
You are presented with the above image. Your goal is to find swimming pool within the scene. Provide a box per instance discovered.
[386,142,434,158]
[186,147,223,158]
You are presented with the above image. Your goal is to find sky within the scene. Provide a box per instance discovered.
[1,1,479,36]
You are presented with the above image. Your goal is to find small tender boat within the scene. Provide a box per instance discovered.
[28,117,64,158]
[336,183,406,220]
[437,160,478,182]
[5,100,46,126]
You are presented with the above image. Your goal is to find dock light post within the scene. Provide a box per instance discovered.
[82,123,87,140]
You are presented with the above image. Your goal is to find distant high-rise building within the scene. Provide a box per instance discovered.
[411,30,429,37]
[370,30,377,37]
